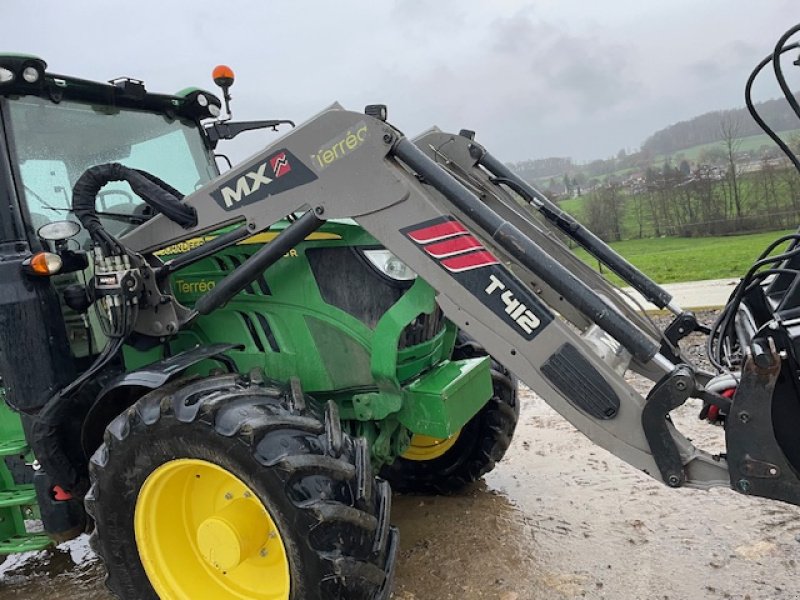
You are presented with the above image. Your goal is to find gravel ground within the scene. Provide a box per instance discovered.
[2,311,799,599]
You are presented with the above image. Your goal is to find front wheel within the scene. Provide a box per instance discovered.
[87,374,397,600]
[380,338,519,494]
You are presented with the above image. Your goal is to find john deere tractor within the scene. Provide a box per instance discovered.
[1,22,800,600]
[0,57,516,598]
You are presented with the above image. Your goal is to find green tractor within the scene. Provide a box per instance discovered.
[0,57,516,598]
[2,23,799,600]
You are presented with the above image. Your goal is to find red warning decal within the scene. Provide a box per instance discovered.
[405,219,468,244]
[404,217,499,272]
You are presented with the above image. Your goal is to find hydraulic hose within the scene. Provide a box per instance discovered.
[773,24,800,122]
[72,163,197,253]
[746,42,800,174]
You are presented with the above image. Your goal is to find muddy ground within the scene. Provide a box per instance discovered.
[1,314,799,599]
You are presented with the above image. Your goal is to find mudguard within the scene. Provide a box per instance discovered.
[80,343,240,456]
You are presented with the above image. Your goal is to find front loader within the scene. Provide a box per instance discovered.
[0,22,797,599]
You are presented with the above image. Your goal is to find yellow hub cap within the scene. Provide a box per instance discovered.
[402,431,461,461]
[134,459,290,600]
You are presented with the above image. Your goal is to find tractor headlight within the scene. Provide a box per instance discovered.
[363,249,417,281]
[0,68,14,83]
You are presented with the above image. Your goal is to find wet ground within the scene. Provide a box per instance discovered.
[2,315,800,599]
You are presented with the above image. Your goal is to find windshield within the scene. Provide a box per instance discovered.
[5,96,217,242]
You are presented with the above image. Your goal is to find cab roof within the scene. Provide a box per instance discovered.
[0,54,221,122]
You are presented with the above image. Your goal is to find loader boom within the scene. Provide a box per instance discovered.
[118,104,735,493]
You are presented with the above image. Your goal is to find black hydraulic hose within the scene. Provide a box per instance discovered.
[708,234,800,370]
[135,168,187,204]
[478,152,674,310]
[773,24,800,122]
[393,138,660,363]
[747,42,800,174]
[747,38,800,297]
[72,163,197,252]
[194,211,323,315]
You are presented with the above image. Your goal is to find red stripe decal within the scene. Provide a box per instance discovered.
[424,235,483,258]
[407,220,468,244]
[441,250,499,272]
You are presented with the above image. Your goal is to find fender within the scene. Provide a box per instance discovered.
[80,343,240,456]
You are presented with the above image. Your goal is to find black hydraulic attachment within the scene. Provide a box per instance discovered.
[725,339,800,505]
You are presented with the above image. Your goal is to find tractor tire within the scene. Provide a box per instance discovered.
[380,336,519,494]
[86,373,397,600]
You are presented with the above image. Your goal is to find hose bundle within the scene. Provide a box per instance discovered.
[71,162,197,254]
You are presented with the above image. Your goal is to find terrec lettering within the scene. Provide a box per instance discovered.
[311,122,368,170]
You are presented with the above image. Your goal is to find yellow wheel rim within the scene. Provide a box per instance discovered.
[401,431,461,461]
[134,459,290,600]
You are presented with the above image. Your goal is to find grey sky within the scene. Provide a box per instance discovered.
[3,1,797,163]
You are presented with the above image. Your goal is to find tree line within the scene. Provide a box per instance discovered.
[580,155,800,241]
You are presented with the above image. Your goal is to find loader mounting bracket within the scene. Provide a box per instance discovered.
[659,311,711,365]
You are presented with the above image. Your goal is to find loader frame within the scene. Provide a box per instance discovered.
[117,104,746,494]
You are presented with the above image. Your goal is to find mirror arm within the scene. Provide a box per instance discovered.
[205,119,296,145]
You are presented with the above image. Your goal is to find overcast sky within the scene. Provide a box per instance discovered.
[3,1,798,163]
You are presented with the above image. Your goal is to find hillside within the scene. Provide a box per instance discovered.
[510,95,800,189]
[642,93,800,155]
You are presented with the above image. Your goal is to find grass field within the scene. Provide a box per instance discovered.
[558,196,586,217]
[571,229,796,284]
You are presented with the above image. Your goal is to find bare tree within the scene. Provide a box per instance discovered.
[757,156,781,228]
[585,184,624,241]
[631,190,646,238]
[720,115,744,222]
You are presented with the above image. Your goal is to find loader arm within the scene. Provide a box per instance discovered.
[409,128,705,382]
[116,104,736,494]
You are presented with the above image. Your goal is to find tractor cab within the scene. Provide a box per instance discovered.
[0,55,221,247]
[0,54,228,548]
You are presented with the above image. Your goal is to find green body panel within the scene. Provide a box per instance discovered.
[123,219,493,465]
[399,357,492,438]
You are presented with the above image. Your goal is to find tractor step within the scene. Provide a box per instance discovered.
[0,438,29,457]
[0,532,52,555]
[0,485,37,508]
